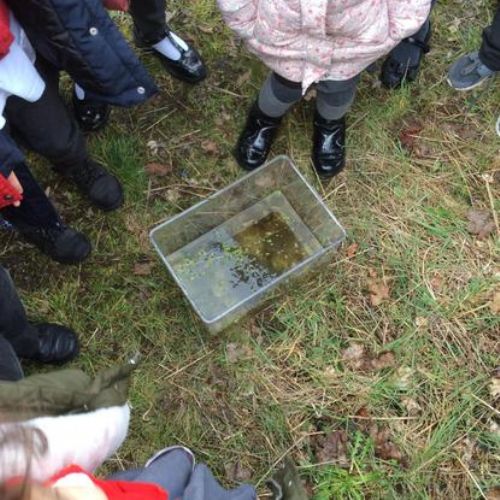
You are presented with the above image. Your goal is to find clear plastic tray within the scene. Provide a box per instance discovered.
[150,156,346,333]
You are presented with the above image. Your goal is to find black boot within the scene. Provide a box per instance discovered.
[137,30,207,84]
[235,101,282,171]
[27,324,79,365]
[380,21,431,89]
[16,222,91,265]
[72,90,111,133]
[312,112,346,179]
[67,160,124,212]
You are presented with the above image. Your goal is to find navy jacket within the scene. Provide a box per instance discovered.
[0,0,158,177]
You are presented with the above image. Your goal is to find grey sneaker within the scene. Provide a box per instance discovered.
[447,51,496,91]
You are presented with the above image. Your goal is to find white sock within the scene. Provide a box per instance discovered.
[74,83,86,100]
[152,32,189,61]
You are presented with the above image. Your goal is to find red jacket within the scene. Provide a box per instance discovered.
[48,466,169,500]
[0,0,13,59]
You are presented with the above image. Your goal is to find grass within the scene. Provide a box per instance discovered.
[1,0,499,498]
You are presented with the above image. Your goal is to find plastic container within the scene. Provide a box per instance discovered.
[150,156,346,333]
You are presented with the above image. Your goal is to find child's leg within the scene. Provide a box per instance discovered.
[380,0,436,89]
[312,77,359,178]
[315,77,359,121]
[479,4,500,71]
[258,73,303,118]
[5,57,123,212]
[1,163,91,264]
[235,73,302,170]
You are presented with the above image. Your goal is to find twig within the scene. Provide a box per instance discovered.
[158,350,213,381]
[456,456,487,500]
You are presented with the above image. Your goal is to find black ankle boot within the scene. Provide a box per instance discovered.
[312,112,346,179]
[235,102,282,171]
[16,222,91,265]
[380,21,431,89]
[28,323,79,365]
[72,91,111,132]
[68,160,124,212]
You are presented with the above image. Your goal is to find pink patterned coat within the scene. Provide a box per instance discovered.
[217,0,432,90]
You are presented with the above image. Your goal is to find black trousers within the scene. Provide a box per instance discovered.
[129,0,167,45]
[0,265,38,380]
[0,56,88,229]
[479,4,500,71]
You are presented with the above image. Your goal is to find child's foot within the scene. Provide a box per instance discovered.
[15,222,91,265]
[447,52,496,91]
[380,21,431,89]
[72,87,111,133]
[235,102,282,171]
[66,160,124,212]
[312,112,346,179]
[138,30,207,84]
[28,323,80,364]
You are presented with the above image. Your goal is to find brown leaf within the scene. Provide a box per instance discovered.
[467,209,496,240]
[236,70,252,88]
[201,139,219,155]
[342,344,396,372]
[144,162,173,177]
[490,367,500,400]
[346,243,359,259]
[399,122,423,153]
[371,352,396,371]
[224,461,252,483]
[489,291,500,315]
[226,343,251,363]
[313,430,349,467]
[368,277,390,306]
[486,487,500,500]
[401,397,421,416]
[133,262,153,276]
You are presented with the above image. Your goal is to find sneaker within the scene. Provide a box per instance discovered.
[72,90,111,132]
[16,222,91,265]
[447,51,496,91]
[68,160,124,211]
[234,101,282,171]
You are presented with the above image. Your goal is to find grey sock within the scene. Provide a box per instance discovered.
[258,73,302,118]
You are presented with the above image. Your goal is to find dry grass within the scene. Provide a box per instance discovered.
[1,0,499,498]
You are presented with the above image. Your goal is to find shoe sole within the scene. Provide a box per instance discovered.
[446,74,495,92]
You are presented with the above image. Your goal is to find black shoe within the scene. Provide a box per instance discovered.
[235,101,282,171]
[312,112,346,179]
[28,323,79,365]
[380,21,431,89]
[72,90,111,133]
[17,223,91,265]
[68,160,124,212]
[138,30,207,84]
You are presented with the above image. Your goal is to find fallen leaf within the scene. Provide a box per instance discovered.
[489,291,500,315]
[342,344,396,372]
[236,70,251,88]
[393,366,414,391]
[371,426,405,465]
[201,140,219,155]
[224,461,252,483]
[226,343,251,363]
[165,189,180,203]
[371,352,396,370]
[346,243,359,258]
[368,277,391,306]
[133,262,153,276]
[399,122,423,153]
[341,343,366,370]
[490,367,500,400]
[313,430,349,467]
[467,209,496,240]
[401,397,421,416]
[486,487,500,500]
[144,162,173,177]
